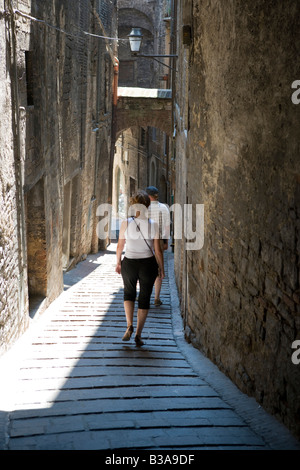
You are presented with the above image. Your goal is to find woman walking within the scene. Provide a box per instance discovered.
[115,190,165,346]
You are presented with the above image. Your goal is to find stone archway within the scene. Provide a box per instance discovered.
[115,88,172,138]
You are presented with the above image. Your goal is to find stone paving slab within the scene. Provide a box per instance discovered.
[13,385,219,408]
[0,246,299,451]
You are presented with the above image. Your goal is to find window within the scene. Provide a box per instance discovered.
[119,61,135,86]
[104,56,110,114]
[25,51,34,106]
[152,127,157,141]
[150,160,156,186]
[140,128,146,147]
[130,177,136,196]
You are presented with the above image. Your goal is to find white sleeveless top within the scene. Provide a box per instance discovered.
[124,217,158,259]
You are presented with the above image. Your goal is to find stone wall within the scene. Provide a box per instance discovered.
[0,0,117,356]
[0,0,31,354]
[174,0,300,438]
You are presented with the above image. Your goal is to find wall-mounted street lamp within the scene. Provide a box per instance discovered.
[127,27,177,69]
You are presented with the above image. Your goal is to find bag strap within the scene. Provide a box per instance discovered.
[159,211,162,238]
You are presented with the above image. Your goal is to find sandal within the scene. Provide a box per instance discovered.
[135,335,144,347]
[154,299,163,306]
[122,325,134,341]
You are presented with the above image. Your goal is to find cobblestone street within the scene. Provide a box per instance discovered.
[0,246,299,451]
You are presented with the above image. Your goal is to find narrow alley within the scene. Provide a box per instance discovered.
[1,0,300,454]
[0,247,298,451]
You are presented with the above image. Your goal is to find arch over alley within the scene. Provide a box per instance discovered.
[115,87,173,137]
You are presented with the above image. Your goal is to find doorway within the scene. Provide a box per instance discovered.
[25,178,47,317]
[62,181,72,270]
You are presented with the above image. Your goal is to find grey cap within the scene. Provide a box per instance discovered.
[146,186,159,196]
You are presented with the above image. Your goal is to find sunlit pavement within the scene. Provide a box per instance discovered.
[0,245,299,450]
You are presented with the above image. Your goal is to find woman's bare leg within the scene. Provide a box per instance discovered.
[124,300,134,327]
[136,308,149,337]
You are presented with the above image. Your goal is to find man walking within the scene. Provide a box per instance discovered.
[145,186,170,306]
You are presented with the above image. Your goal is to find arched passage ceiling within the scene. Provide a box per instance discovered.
[118,8,154,35]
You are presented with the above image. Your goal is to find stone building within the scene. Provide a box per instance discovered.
[0,0,117,355]
[111,0,173,231]
[173,0,300,438]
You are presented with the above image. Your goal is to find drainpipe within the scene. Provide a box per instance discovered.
[106,57,119,246]
[108,57,119,204]
[113,57,119,107]
[170,0,177,135]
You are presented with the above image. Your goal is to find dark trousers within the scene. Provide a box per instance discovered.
[121,256,158,309]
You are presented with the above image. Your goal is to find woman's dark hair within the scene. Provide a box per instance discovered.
[130,190,150,208]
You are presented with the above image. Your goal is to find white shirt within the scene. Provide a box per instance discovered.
[148,201,170,239]
[124,217,158,259]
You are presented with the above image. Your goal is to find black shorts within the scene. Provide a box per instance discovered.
[121,256,158,309]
